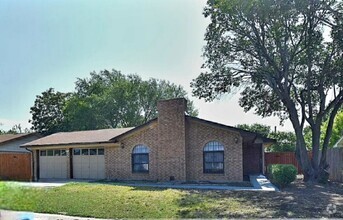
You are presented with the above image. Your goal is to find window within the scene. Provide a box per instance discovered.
[47,150,53,156]
[98,148,104,155]
[81,149,89,155]
[132,145,149,173]
[73,149,81,155]
[90,148,97,155]
[54,149,61,156]
[40,150,46,156]
[203,141,224,173]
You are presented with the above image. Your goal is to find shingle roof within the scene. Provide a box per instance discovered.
[186,116,275,144]
[22,128,134,147]
[110,116,275,144]
[0,133,36,144]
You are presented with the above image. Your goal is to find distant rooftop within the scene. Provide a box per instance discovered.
[0,133,35,144]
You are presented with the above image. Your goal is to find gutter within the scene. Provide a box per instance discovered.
[25,147,34,182]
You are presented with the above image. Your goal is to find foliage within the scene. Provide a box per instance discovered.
[321,110,343,147]
[268,164,297,188]
[6,124,31,134]
[236,123,296,152]
[0,123,31,134]
[192,0,343,182]
[30,70,198,133]
[303,110,343,149]
[63,70,198,130]
[29,88,70,135]
[236,123,271,137]
[268,131,297,152]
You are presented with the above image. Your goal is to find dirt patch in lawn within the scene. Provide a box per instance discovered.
[188,180,343,218]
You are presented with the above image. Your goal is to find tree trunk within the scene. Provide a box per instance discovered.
[294,130,314,182]
[287,104,314,182]
[310,124,321,180]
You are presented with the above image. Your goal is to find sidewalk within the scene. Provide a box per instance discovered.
[0,210,109,220]
[107,175,279,191]
[15,175,278,191]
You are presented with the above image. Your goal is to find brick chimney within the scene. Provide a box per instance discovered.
[157,98,187,181]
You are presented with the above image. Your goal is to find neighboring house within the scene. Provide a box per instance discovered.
[333,136,343,148]
[0,133,41,180]
[22,98,274,182]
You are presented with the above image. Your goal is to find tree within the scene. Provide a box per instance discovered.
[29,88,70,135]
[236,123,271,137]
[6,124,23,134]
[321,109,343,147]
[303,110,343,148]
[63,70,198,130]
[192,0,343,182]
[236,123,297,152]
[268,131,297,152]
[30,70,198,133]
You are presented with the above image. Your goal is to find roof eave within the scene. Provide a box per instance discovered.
[0,133,42,146]
[110,118,158,142]
[21,140,117,148]
[187,116,276,144]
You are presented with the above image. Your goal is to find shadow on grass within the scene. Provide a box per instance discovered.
[95,179,343,218]
[185,181,343,218]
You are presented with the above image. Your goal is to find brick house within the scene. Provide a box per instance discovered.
[22,98,274,182]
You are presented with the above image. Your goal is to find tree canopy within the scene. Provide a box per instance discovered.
[30,70,198,134]
[236,123,297,152]
[321,109,343,147]
[29,88,70,135]
[192,0,343,182]
[0,123,30,134]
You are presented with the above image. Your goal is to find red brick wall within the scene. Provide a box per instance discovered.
[156,99,187,181]
[106,123,159,180]
[185,119,243,182]
[105,98,244,182]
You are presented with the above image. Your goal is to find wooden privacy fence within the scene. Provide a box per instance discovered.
[265,151,312,174]
[326,148,343,182]
[265,150,343,182]
[0,152,32,181]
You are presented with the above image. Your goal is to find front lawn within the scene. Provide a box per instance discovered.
[0,181,342,218]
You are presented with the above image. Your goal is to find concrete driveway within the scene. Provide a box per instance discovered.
[15,179,93,188]
[16,182,67,188]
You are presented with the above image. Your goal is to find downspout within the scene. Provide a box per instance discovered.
[25,148,34,182]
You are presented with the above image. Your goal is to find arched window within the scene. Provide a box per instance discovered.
[203,141,224,173]
[132,145,150,173]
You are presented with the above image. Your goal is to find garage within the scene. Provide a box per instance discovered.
[73,148,105,179]
[39,149,68,179]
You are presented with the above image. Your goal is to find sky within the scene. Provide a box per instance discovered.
[0,0,293,132]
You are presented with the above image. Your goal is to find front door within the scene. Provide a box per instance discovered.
[243,143,262,177]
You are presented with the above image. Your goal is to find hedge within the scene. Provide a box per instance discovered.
[267,164,297,188]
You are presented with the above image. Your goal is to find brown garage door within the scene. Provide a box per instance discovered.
[0,152,31,181]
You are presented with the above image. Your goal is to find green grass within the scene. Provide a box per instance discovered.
[0,182,251,218]
[1,181,342,218]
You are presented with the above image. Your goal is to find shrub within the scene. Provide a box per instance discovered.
[267,164,297,188]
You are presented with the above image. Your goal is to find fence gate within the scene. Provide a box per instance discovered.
[0,152,32,181]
